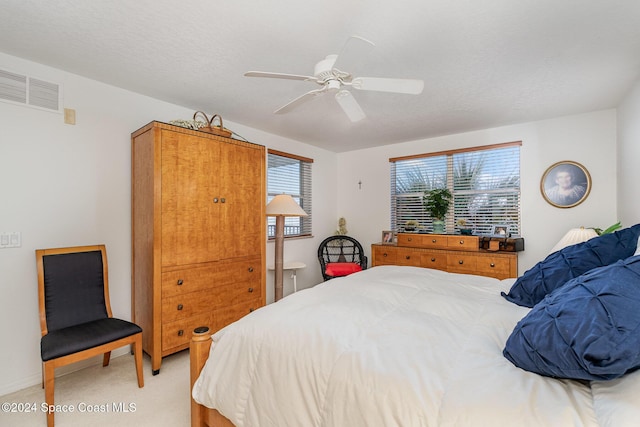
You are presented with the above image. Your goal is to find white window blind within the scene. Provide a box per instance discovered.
[391,142,521,235]
[267,150,313,238]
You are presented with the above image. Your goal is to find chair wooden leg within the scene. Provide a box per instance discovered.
[103,351,111,367]
[134,334,144,387]
[43,362,55,427]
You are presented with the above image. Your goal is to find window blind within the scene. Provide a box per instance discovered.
[391,142,521,235]
[267,150,313,238]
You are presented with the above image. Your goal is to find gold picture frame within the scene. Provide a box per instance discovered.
[540,161,591,208]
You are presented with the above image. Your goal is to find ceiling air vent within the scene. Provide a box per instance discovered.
[0,69,62,113]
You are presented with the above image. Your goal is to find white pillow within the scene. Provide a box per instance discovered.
[635,234,640,256]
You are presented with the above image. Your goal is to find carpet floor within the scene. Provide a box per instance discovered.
[0,350,191,426]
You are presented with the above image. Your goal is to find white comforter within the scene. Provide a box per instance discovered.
[193,266,640,427]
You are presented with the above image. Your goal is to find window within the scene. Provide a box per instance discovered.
[267,150,313,238]
[390,142,521,235]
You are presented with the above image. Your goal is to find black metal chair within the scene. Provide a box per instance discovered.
[317,235,368,281]
[36,245,144,427]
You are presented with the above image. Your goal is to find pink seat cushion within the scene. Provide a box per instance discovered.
[325,262,362,277]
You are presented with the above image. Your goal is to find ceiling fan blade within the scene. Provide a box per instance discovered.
[274,87,327,114]
[334,90,366,122]
[332,36,375,80]
[245,71,316,81]
[352,77,424,94]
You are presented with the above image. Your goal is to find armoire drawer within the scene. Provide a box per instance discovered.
[161,281,262,322]
[161,298,262,351]
[373,247,397,265]
[161,257,261,297]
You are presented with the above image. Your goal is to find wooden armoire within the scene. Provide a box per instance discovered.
[131,121,266,375]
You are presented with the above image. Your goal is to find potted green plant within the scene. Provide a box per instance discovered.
[423,188,452,234]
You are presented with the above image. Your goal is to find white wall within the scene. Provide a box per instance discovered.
[617,77,640,225]
[337,109,619,272]
[0,52,337,395]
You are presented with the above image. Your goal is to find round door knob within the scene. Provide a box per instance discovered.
[248,287,254,293]
[177,304,183,310]
[431,257,436,262]
[213,197,219,203]
[432,239,437,243]
[177,279,183,285]
[221,198,226,203]
[459,240,464,244]
[248,267,254,272]
[405,255,410,260]
[490,263,495,268]
[459,260,464,264]
[383,253,387,257]
[177,330,184,337]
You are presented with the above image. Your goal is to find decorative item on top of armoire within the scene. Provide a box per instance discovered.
[266,194,307,302]
[423,188,452,234]
[168,111,233,137]
[131,121,266,375]
[335,217,348,235]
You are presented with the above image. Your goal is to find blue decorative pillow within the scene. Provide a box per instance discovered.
[502,224,640,307]
[503,256,640,381]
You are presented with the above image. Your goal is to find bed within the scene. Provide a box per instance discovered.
[190,253,640,427]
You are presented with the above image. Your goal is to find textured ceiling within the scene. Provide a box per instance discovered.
[1,0,639,152]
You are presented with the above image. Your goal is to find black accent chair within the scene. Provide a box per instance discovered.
[36,245,144,427]
[317,235,368,281]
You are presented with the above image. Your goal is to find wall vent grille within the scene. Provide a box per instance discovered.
[0,69,61,112]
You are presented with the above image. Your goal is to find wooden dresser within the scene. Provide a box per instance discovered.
[131,121,266,375]
[372,233,519,280]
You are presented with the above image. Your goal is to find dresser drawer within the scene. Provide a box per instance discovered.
[398,233,448,249]
[447,254,478,274]
[373,246,397,265]
[474,256,512,278]
[161,257,261,297]
[395,248,423,266]
[161,281,261,322]
[420,253,447,271]
[446,236,479,251]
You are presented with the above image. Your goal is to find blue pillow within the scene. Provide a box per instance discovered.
[503,256,640,381]
[502,224,640,307]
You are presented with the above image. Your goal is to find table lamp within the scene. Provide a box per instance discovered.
[266,194,307,301]
[550,226,598,254]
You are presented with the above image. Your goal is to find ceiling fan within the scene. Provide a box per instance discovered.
[244,36,424,122]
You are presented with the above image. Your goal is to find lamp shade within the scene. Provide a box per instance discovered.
[266,194,308,217]
[550,227,598,253]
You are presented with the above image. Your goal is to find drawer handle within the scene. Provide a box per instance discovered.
[431,257,436,262]
[221,197,226,203]
[177,304,183,310]
[459,260,464,265]
[383,253,388,257]
[177,279,183,286]
[490,263,495,268]
[405,255,410,260]
[177,330,184,337]
[249,308,254,313]
[459,240,464,244]
[248,267,254,273]
[248,287,254,293]
[432,239,437,243]
[407,237,412,242]
[213,197,219,203]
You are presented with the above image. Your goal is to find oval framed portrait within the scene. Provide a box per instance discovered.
[540,161,591,208]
